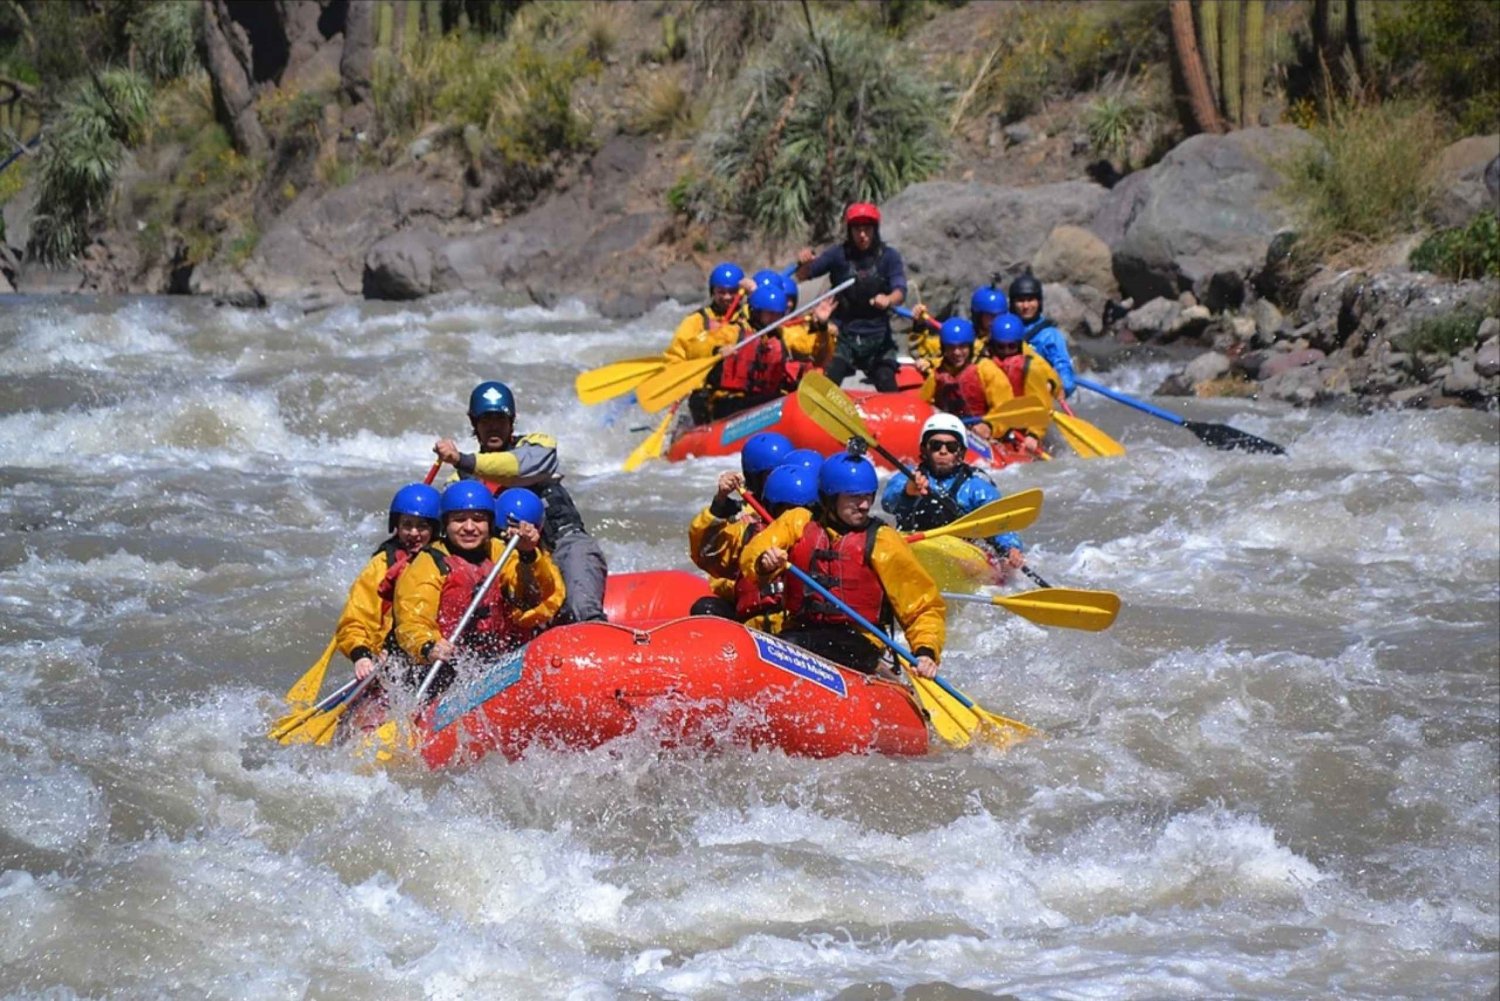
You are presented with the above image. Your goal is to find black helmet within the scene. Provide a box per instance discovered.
[1008,272,1043,304]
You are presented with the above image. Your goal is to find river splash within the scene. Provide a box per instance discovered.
[0,294,1495,999]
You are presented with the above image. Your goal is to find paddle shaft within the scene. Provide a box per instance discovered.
[414,533,522,702]
[1075,377,1286,455]
[720,278,853,363]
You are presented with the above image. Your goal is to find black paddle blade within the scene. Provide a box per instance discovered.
[1184,420,1286,455]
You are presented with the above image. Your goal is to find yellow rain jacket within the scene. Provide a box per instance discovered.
[663,305,748,363]
[739,508,945,661]
[976,346,1062,438]
[781,316,837,367]
[333,541,410,664]
[393,537,564,663]
[688,502,757,602]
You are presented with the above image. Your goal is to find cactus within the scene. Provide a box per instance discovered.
[1220,0,1241,126]
[1242,0,1264,125]
[377,1,393,49]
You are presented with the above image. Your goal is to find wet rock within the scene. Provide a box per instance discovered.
[1262,360,1328,404]
[0,270,12,294]
[884,179,1105,315]
[1172,304,1213,340]
[1259,348,1326,381]
[1476,337,1500,378]
[1033,224,1117,295]
[1094,126,1316,306]
[1427,135,1500,228]
[1443,355,1481,396]
[364,230,439,299]
[1124,297,1181,339]
[1185,350,1230,384]
[1389,385,1431,408]
[1251,298,1285,340]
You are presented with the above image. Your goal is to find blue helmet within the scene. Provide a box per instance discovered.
[939,317,976,347]
[990,313,1025,345]
[495,488,545,529]
[440,480,496,521]
[970,286,1008,319]
[741,431,793,476]
[709,262,745,291]
[752,269,783,290]
[748,284,787,315]
[762,465,818,509]
[818,453,878,498]
[783,447,822,472]
[467,381,516,419]
[779,273,800,306]
[388,482,441,532]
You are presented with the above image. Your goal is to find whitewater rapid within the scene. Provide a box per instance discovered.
[0,294,1495,999]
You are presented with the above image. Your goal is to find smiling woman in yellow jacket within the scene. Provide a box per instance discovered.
[393,484,564,696]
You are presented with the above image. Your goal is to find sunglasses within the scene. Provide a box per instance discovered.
[925,437,964,454]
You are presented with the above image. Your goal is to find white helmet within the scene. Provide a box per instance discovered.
[920,412,968,445]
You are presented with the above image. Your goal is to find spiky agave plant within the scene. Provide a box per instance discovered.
[687,16,945,240]
[29,68,152,265]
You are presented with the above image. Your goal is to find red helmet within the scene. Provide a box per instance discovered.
[843,202,880,227]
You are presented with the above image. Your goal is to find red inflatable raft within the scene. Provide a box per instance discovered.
[351,571,931,766]
[412,616,930,766]
[664,387,1032,472]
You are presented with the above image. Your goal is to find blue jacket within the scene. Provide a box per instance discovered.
[881,464,1024,555]
[1022,315,1075,397]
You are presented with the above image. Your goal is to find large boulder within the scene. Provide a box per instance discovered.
[1032,224,1118,296]
[1094,126,1316,309]
[881,180,1106,314]
[1426,134,1500,229]
[364,229,440,299]
[252,167,463,303]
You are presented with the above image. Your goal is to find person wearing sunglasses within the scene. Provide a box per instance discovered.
[881,413,1026,570]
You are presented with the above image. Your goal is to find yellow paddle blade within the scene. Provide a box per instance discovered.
[574,356,666,405]
[911,537,1001,594]
[944,587,1122,631]
[623,406,675,471]
[983,398,1051,432]
[1053,411,1126,458]
[635,354,721,414]
[282,638,337,710]
[906,488,1044,542]
[796,370,876,446]
[909,675,1039,750]
[908,674,979,748]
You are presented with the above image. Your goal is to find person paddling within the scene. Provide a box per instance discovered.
[393,483,564,697]
[689,431,792,617]
[433,380,608,624]
[664,261,750,364]
[1008,272,1076,398]
[911,285,1008,374]
[741,453,944,678]
[701,283,797,421]
[976,314,1061,453]
[794,203,907,392]
[920,317,990,430]
[881,413,1027,573]
[335,483,442,682]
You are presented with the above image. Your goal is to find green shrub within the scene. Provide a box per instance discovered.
[1281,99,1449,254]
[1399,310,1484,358]
[29,68,152,264]
[372,30,596,168]
[627,70,697,138]
[950,1,1165,125]
[128,1,201,83]
[1374,0,1500,137]
[682,16,945,239]
[1083,93,1144,160]
[1410,214,1500,281]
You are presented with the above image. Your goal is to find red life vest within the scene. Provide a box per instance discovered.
[374,542,413,609]
[932,363,987,418]
[718,334,789,396]
[431,546,528,654]
[783,519,888,629]
[731,521,783,620]
[992,353,1029,396]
